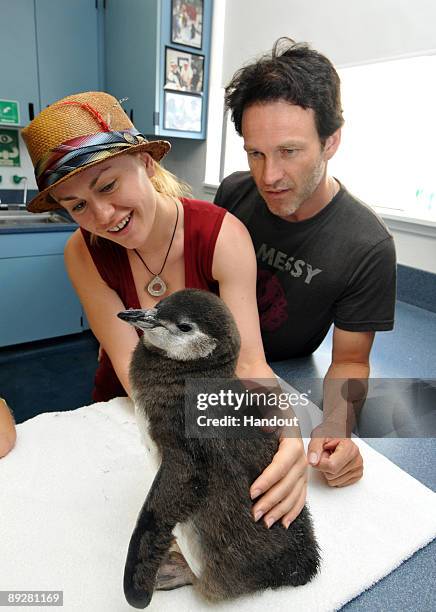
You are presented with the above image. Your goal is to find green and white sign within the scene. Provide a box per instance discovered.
[0,99,20,125]
[0,129,20,167]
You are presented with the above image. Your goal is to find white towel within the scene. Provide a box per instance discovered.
[0,395,435,612]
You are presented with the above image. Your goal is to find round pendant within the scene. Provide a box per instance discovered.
[146,275,167,297]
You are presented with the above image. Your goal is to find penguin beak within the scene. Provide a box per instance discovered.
[117,308,163,329]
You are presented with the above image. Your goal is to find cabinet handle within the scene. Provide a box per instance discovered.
[129,109,134,122]
[28,103,34,121]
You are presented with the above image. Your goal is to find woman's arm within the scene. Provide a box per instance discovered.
[64,230,139,397]
[212,213,308,527]
[212,213,274,379]
[0,398,16,458]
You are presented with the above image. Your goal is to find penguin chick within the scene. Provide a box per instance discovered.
[118,289,320,609]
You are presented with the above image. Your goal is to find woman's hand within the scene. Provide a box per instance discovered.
[250,436,308,529]
[0,398,17,458]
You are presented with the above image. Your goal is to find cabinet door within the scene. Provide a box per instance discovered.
[0,0,40,124]
[0,254,83,347]
[157,0,213,140]
[104,0,212,140]
[35,0,100,108]
[104,0,159,135]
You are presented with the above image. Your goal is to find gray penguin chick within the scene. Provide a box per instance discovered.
[118,289,320,609]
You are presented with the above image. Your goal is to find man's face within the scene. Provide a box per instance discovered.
[241,100,331,219]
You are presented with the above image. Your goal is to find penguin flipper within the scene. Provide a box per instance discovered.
[124,449,204,607]
[124,468,172,608]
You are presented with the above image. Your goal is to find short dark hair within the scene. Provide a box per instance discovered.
[225,38,344,143]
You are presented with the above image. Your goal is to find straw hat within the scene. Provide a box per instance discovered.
[22,91,171,213]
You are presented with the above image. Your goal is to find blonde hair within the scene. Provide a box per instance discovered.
[89,159,191,246]
[150,161,192,199]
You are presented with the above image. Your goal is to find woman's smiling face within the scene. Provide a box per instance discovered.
[49,152,158,248]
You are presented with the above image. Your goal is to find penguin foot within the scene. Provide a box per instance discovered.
[155,549,195,591]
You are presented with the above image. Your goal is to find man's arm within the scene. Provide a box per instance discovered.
[307,231,396,487]
[307,327,374,486]
[324,327,374,435]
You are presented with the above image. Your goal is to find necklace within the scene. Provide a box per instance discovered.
[134,198,179,297]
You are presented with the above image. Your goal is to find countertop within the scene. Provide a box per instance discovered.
[0,222,77,234]
[0,210,77,234]
[272,301,436,611]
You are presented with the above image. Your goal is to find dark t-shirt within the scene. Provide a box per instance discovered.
[214,171,396,360]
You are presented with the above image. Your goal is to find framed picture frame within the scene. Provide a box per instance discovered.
[171,0,203,49]
[164,47,204,93]
[163,91,202,132]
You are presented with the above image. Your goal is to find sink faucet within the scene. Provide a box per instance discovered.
[12,175,28,207]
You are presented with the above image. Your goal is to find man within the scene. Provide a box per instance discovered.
[214,38,396,488]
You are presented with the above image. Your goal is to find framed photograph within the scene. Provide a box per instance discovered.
[164,91,202,132]
[171,0,203,49]
[165,47,204,93]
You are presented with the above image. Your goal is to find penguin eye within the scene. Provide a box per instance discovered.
[177,323,192,332]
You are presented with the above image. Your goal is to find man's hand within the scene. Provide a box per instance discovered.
[250,437,308,529]
[307,433,363,487]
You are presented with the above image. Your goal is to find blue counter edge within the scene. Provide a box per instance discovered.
[0,189,77,234]
[0,223,78,234]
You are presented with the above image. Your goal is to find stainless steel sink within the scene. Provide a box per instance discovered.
[0,209,73,226]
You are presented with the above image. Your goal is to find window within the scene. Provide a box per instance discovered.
[330,54,436,223]
[212,52,436,224]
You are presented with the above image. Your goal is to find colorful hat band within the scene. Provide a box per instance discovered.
[35,128,146,191]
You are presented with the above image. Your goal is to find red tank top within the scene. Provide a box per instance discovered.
[81,198,227,402]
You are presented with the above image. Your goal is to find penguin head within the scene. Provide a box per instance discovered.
[118,289,241,362]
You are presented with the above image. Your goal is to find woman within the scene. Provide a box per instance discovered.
[21,91,307,532]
